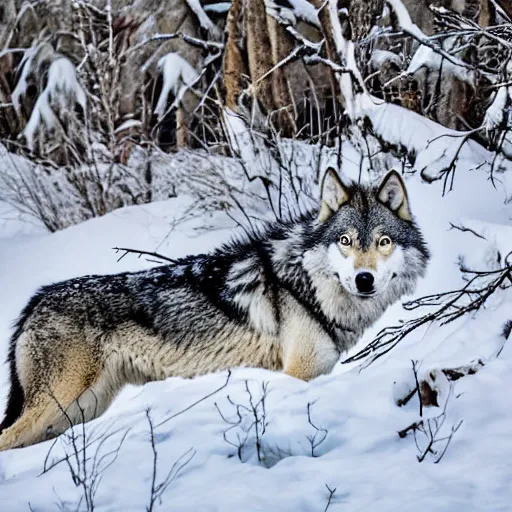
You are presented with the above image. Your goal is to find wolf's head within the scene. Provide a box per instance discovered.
[314,167,430,299]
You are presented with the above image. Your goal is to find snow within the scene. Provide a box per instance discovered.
[483,59,512,133]
[186,0,220,36]
[369,49,402,69]
[204,3,231,14]
[363,101,490,180]
[154,53,200,120]
[18,54,87,151]
[113,118,143,134]
[284,0,320,27]
[1,126,512,510]
[407,41,475,85]
[385,0,427,40]
[11,46,38,114]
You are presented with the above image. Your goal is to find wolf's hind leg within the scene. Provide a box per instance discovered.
[0,377,116,451]
[0,335,104,450]
[0,390,80,450]
[0,373,99,451]
[0,369,120,450]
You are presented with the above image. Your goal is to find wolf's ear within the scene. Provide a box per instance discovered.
[317,167,351,223]
[377,170,412,221]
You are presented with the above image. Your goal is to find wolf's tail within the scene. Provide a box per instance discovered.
[0,290,46,434]
[0,364,24,433]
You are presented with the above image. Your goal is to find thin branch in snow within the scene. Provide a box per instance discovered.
[449,223,487,240]
[324,484,337,512]
[306,402,328,457]
[40,391,130,512]
[398,381,463,463]
[215,380,270,465]
[157,370,232,428]
[145,408,196,512]
[411,360,423,417]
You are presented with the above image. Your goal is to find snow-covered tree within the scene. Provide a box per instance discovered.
[0,0,510,229]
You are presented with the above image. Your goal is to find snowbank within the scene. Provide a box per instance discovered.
[0,140,511,510]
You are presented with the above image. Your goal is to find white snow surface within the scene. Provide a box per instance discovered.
[0,140,512,510]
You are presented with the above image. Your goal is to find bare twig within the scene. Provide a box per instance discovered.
[215,380,270,465]
[306,402,328,457]
[113,247,179,265]
[324,484,337,512]
[156,370,232,428]
[146,408,196,512]
[399,382,463,463]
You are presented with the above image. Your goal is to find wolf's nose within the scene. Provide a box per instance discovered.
[355,272,374,294]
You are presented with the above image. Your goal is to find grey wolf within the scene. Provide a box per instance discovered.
[0,168,429,450]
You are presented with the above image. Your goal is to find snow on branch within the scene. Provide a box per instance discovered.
[310,0,509,176]
[13,49,87,151]
[266,0,320,27]
[204,3,231,14]
[154,53,200,120]
[129,32,223,55]
[385,0,426,39]
[11,47,38,114]
[288,0,320,26]
[483,58,512,133]
[406,41,475,85]
[322,0,373,119]
[385,0,478,72]
[186,0,221,37]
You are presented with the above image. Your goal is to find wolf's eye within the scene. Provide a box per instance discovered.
[379,236,392,247]
[340,234,352,246]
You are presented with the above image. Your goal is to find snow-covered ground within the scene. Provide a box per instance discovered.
[0,142,511,511]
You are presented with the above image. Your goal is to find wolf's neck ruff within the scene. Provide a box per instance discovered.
[203,209,424,354]
[0,169,429,450]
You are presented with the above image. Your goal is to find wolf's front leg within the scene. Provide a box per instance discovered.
[283,343,339,381]
[280,298,340,381]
